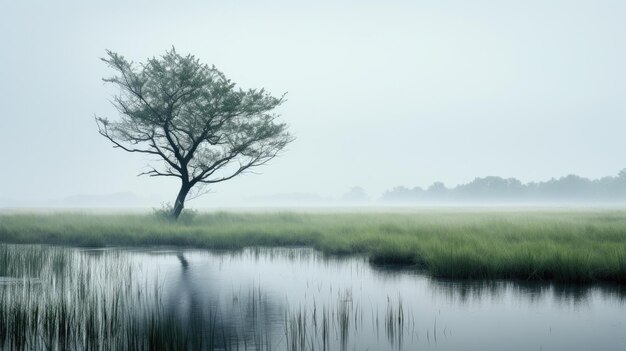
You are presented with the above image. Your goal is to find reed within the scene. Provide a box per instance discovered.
[1,209,626,282]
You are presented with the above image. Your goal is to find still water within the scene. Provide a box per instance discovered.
[1,245,625,350]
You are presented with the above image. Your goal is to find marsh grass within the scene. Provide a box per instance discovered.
[283,290,412,351]
[0,245,281,350]
[0,245,186,350]
[1,210,626,282]
[0,244,419,350]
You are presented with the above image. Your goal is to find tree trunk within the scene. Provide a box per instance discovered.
[171,182,191,220]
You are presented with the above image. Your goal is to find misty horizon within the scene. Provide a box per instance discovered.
[3,168,626,208]
[2,1,626,208]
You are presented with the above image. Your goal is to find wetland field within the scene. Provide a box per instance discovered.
[0,209,625,350]
[1,209,626,282]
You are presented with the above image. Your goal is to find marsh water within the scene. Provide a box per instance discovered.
[0,244,625,350]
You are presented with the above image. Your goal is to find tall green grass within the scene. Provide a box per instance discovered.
[0,244,279,350]
[1,210,626,282]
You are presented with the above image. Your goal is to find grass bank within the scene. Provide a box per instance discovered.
[1,209,625,283]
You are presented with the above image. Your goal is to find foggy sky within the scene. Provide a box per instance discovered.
[1,0,625,206]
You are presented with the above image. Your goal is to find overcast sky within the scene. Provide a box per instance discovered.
[1,0,625,206]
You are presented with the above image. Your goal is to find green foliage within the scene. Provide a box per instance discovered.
[152,203,173,220]
[152,203,198,224]
[1,210,626,282]
[95,47,293,219]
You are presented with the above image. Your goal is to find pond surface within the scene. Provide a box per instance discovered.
[1,244,625,350]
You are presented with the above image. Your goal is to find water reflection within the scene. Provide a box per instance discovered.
[0,244,624,350]
[164,250,284,349]
[426,278,626,307]
[153,247,626,350]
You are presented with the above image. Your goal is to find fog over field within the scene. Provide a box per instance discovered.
[1,0,625,208]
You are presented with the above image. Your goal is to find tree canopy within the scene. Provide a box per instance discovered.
[96,48,293,218]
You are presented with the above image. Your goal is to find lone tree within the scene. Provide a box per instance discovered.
[96,48,293,219]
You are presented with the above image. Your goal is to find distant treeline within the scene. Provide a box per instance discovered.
[382,169,626,202]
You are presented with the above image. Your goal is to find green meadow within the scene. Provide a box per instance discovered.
[1,209,625,283]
